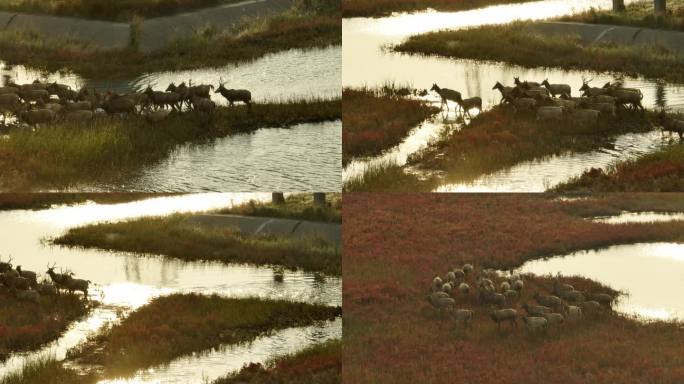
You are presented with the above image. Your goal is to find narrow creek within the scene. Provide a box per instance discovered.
[1,45,342,191]
[0,194,342,382]
[342,0,684,189]
[516,242,684,321]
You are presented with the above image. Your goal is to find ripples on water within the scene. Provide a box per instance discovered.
[517,243,684,321]
[342,0,683,190]
[0,195,341,381]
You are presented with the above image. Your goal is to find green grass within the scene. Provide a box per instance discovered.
[53,212,341,274]
[213,339,341,384]
[0,1,341,78]
[68,294,341,378]
[0,356,95,384]
[0,290,89,362]
[560,0,684,31]
[395,21,684,83]
[342,86,439,165]
[0,0,244,22]
[217,193,342,223]
[343,159,438,192]
[342,0,535,18]
[0,98,340,190]
[553,143,684,192]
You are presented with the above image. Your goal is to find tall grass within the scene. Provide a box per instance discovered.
[69,294,340,377]
[343,86,438,164]
[560,0,684,31]
[218,193,342,223]
[53,212,341,274]
[0,98,340,190]
[553,143,684,192]
[0,355,94,384]
[395,21,684,83]
[343,159,436,192]
[342,0,535,18]
[213,339,341,384]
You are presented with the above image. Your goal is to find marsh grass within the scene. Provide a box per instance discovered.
[560,0,684,31]
[0,290,89,362]
[343,86,439,165]
[213,339,341,384]
[0,98,340,190]
[395,22,684,82]
[343,159,437,192]
[53,212,341,274]
[342,0,535,18]
[553,142,684,192]
[69,294,341,378]
[217,193,342,223]
[0,355,94,384]
[406,106,656,189]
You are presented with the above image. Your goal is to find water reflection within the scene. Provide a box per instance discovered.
[591,211,684,224]
[0,194,341,381]
[517,243,684,321]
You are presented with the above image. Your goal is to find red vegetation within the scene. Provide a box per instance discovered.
[343,193,684,384]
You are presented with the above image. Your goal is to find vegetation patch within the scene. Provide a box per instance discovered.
[553,143,684,192]
[342,87,438,165]
[560,0,684,31]
[342,0,535,18]
[213,339,341,384]
[0,290,89,362]
[53,212,341,274]
[343,193,684,383]
[0,356,95,384]
[0,98,340,191]
[395,21,684,83]
[0,1,341,78]
[218,193,342,223]
[0,193,179,211]
[69,294,341,378]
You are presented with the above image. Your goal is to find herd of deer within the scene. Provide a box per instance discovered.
[0,78,252,127]
[0,257,90,303]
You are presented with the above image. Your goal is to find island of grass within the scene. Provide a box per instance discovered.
[553,143,684,192]
[0,356,95,384]
[343,193,684,383]
[213,339,340,384]
[218,193,341,223]
[0,98,340,191]
[394,21,684,83]
[0,0,340,78]
[342,87,438,166]
[0,290,89,362]
[347,105,659,192]
[0,193,180,211]
[342,0,535,18]
[68,294,340,378]
[559,0,684,31]
[52,196,341,275]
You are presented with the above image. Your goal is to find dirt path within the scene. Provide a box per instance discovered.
[0,0,293,52]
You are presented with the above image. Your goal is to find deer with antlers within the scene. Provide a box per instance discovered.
[215,78,251,110]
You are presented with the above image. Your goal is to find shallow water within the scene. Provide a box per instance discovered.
[85,120,342,192]
[517,243,684,321]
[592,211,684,224]
[0,194,341,381]
[435,130,670,192]
[342,0,684,189]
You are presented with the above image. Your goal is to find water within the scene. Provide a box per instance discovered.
[86,120,342,192]
[342,0,684,189]
[592,211,684,224]
[0,194,341,381]
[517,243,684,321]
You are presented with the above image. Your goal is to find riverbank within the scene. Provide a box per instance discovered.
[0,290,90,362]
[341,0,534,18]
[394,21,684,83]
[53,209,341,274]
[68,294,341,378]
[559,0,684,31]
[0,356,94,384]
[343,193,684,383]
[217,193,341,223]
[0,98,340,191]
[0,1,340,78]
[0,193,179,211]
[213,339,341,384]
[553,143,684,192]
[342,87,438,165]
